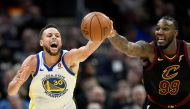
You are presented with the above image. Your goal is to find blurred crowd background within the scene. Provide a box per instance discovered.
[0,0,190,109]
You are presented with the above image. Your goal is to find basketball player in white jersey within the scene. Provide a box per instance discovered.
[7,24,105,109]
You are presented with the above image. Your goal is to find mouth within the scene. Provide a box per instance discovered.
[50,42,58,48]
[156,35,166,42]
[157,39,166,44]
[158,39,165,41]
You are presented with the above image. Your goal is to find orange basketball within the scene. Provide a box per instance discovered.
[81,12,112,41]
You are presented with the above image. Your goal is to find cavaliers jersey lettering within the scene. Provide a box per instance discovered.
[143,40,190,105]
[29,50,76,109]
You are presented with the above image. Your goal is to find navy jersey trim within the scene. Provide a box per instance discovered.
[34,53,40,77]
[62,53,75,76]
[43,51,63,71]
[184,41,190,67]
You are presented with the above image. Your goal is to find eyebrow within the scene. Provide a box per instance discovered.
[46,32,60,35]
[156,23,172,27]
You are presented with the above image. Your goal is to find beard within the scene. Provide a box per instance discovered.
[158,41,171,49]
[44,46,61,56]
[156,37,173,50]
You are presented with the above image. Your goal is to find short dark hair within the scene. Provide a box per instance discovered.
[160,16,178,30]
[39,24,60,38]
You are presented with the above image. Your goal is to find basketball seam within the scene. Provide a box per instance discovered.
[104,16,111,37]
[81,13,94,40]
[90,14,95,40]
[95,14,103,40]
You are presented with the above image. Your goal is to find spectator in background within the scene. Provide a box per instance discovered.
[14,28,39,63]
[75,77,100,109]
[86,85,107,108]
[87,102,103,109]
[125,57,143,87]
[0,94,29,109]
[131,85,146,109]
[0,69,15,100]
[111,80,132,109]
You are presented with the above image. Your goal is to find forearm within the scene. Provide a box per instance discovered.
[8,77,23,96]
[108,33,129,54]
[79,40,103,62]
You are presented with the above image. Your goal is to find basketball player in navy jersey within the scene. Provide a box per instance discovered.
[7,24,106,109]
[108,16,190,109]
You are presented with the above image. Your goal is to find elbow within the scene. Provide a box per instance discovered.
[8,88,17,96]
[8,91,16,96]
[7,83,17,96]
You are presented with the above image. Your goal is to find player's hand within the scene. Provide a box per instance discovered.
[107,20,118,38]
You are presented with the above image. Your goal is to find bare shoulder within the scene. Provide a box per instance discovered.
[136,40,155,55]
[135,40,155,63]
[64,49,77,64]
[21,55,37,74]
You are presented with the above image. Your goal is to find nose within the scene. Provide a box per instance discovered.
[156,29,163,35]
[52,35,57,39]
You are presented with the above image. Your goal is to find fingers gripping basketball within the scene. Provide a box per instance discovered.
[81,12,112,41]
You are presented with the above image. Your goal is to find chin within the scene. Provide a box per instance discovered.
[49,52,59,56]
[157,43,169,49]
[50,48,61,55]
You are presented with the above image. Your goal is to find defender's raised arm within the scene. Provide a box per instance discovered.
[108,29,153,58]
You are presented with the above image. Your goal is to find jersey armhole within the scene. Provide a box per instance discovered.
[62,51,75,76]
[183,41,190,67]
[33,53,40,77]
[144,43,157,71]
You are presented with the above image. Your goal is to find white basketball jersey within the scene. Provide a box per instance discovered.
[29,50,77,109]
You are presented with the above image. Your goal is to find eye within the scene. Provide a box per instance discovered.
[155,26,160,31]
[162,27,169,31]
[47,34,52,37]
[55,35,60,38]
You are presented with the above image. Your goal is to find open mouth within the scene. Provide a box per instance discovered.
[50,43,58,48]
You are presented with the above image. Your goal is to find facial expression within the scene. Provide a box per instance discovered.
[155,19,177,49]
[40,27,62,56]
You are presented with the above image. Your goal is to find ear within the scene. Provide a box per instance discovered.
[40,40,43,47]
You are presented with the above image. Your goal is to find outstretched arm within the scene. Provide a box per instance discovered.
[8,55,36,96]
[67,40,103,63]
[64,40,103,73]
[108,30,152,58]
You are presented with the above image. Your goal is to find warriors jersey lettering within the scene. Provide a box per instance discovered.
[143,40,190,105]
[29,50,77,109]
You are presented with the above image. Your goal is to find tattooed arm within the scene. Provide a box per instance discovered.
[108,30,153,58]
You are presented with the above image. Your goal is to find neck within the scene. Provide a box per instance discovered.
[44,51,61,67]
[162,39,177,56]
